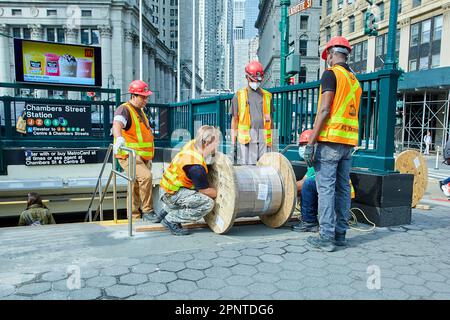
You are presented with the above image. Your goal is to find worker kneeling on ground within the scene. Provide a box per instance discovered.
[292,130,355,233]
[158,125,220,236]
[112,80,155,221]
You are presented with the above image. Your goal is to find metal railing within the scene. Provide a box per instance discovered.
[85,144,136,236]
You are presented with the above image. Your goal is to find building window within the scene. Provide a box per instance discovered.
[299,39,307,56]
[431,54,440,68]
[349,15,355,33]
[412,0,421,8]
[325,27,331,42]
[300,16,308,30]
[349,41,367,73]
[410,23,419,46]
[57,28,65,43]
[299,66,307,83]
[23,28,31,39]
[375,31,400,70]
[47,9,57,16]
[47,28,55,42]
[81,10,92,17]
[433,15,442,41]
[12,28,21,38]
[81,28,99,45]
[361,10,367,29]
[337,21,342,36]
[326,0,332,15]
[398,0,402,14]
[421,20,431,43]
[378,3,384,21]
[338,0,344,9]
[12,9,22,16]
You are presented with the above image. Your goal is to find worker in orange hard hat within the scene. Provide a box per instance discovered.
[303,36,362,252]
[112,80,157,222]
[230,60,275,165]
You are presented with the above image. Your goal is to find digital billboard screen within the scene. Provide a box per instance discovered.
[14,38,102,87]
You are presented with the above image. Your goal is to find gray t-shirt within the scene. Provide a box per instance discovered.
[231,87,275,142]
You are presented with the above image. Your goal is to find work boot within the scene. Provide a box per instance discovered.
[306,235,335,252]
[154,209,168,223]
[161,218,190,236]
[142,210,159,223]
[334,233,347,247]
[291,221,319,232]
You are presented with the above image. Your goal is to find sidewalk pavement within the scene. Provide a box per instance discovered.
[1,202,450,300]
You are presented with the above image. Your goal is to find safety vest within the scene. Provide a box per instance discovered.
[237,87,272,146]
[115,102,154,161]
[160,139,208,194]
[316,64,362,146]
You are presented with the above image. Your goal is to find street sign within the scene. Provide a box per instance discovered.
[288,0,312,17]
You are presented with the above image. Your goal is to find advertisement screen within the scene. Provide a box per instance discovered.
[14,39,102,87]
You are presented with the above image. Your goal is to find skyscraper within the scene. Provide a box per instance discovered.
[244,0,259,39]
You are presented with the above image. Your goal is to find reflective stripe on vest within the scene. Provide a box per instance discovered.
[236,88,272,146]
[317,65,362,146]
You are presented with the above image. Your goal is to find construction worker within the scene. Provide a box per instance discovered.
[303,36,362,252]
[112,80,156,221]
[292,130,355,233]
[230,61,274,165]
[158,125,220,236]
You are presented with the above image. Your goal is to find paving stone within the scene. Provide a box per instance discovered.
[245,242,269,249]
[397,274,425,286]
[156,292,187,300]
[284,245,308,254]
[68,288,103,300]
[430,293,450,299]
[283,252,305,262]
[236,255,261,265]
[211,257,238,268]
[256,262,283,274]
[147,271,177,283]
[303,288,333,300]
[275,279,303,291]
[418,272,446,282]
[402,284,433,298]
[167,253,194,262]
[197,277,227,290]
[219,286,249,299]
[34,290,69,300]
[302,258,328,268]
[392,266,418,276]
[101,266,130,277]
[0,284,15,298]
[262,247,285,255]
[301,267,329,278]
[158,261,186,273]
[240,248,264,256]
[259,254,284,264]
[105,285,137,299]
[0,273,36,286]
[132,263,159,274]
[126,295,153,300]
[80,268,100,279]
[252,272,280,284]
[189,289,221,300]
[278,270,300,280]
[177,269,205,281]
[225,275,253,287]
[86,276,117,288]
[142,255,168,264]
[326,284,356,297]
[52,279,85,291]
[192,251,219,260]
[136,282,168,296]
[119,273,148,285]
[425,281,450,293]
[300,276,329,289]
[204,267,232,279]
[380,288,410,300]
[114,258,141,267]
[266,241,289,248]
[272,290,299,299]
[247,294,274,300]
[247,283,278,295]
[185,260,213,270]
[2,295,32,300]
[218,250,241,258]
[17,282,51,295]
[280,261,306,272]
[167,280,198,294]
[41,271,68,282]
[230,264,258,276]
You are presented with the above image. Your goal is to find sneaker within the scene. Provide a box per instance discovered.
[161,218,190,236]
[292,221,319,232]
[441,185,450,197]
[142,210,159,223]
[334,233,347,247]
[306,235,335,252]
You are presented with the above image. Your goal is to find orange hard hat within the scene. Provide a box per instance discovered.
[321,36,352,60]
[245,61,264,81]
[128,80,153,96]
[299,129,313,144]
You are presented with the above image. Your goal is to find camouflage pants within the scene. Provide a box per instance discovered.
[161,188,214,224]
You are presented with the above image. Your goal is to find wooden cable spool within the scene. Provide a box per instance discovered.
[394,150,428,208]
[204,152,297,234]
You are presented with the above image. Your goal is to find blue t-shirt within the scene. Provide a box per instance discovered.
[183,165,209,190]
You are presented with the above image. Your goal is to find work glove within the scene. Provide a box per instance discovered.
[303,144,315,167]
[113,136,125,155]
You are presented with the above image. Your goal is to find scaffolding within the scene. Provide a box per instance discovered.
[396,90,450,154]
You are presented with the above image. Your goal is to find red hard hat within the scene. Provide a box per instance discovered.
[321,36,352,60]
[299,129,313,144]
[245,61,264,81]
[128,80,153,96]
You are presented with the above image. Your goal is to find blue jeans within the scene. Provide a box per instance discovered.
[313,142,353,240]
[443,177,450,185]
[301,178,318,224]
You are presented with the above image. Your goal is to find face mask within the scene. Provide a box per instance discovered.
[298,146,305,160]
[249,82,260,91]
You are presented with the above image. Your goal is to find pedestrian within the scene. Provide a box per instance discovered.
[424,131,432,155]
[18,192,56,226]
[303,36,362,252]
[158,125,220,235]
[292,130,355,233]
[112,80,156,221]
[230,61,274,165]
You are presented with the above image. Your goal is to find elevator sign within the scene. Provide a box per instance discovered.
[288,0,312,16]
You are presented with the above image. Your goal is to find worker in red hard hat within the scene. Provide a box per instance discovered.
[230,60,275,165]
[112,80,157,222]
[303,36,362,252]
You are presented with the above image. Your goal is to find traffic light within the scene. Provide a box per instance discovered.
[364,11,378,36]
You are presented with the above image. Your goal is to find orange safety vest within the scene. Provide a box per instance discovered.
[160,139,208,194]
[115,102,154,161]
[316,64,362,146]
[237,87,272,146]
